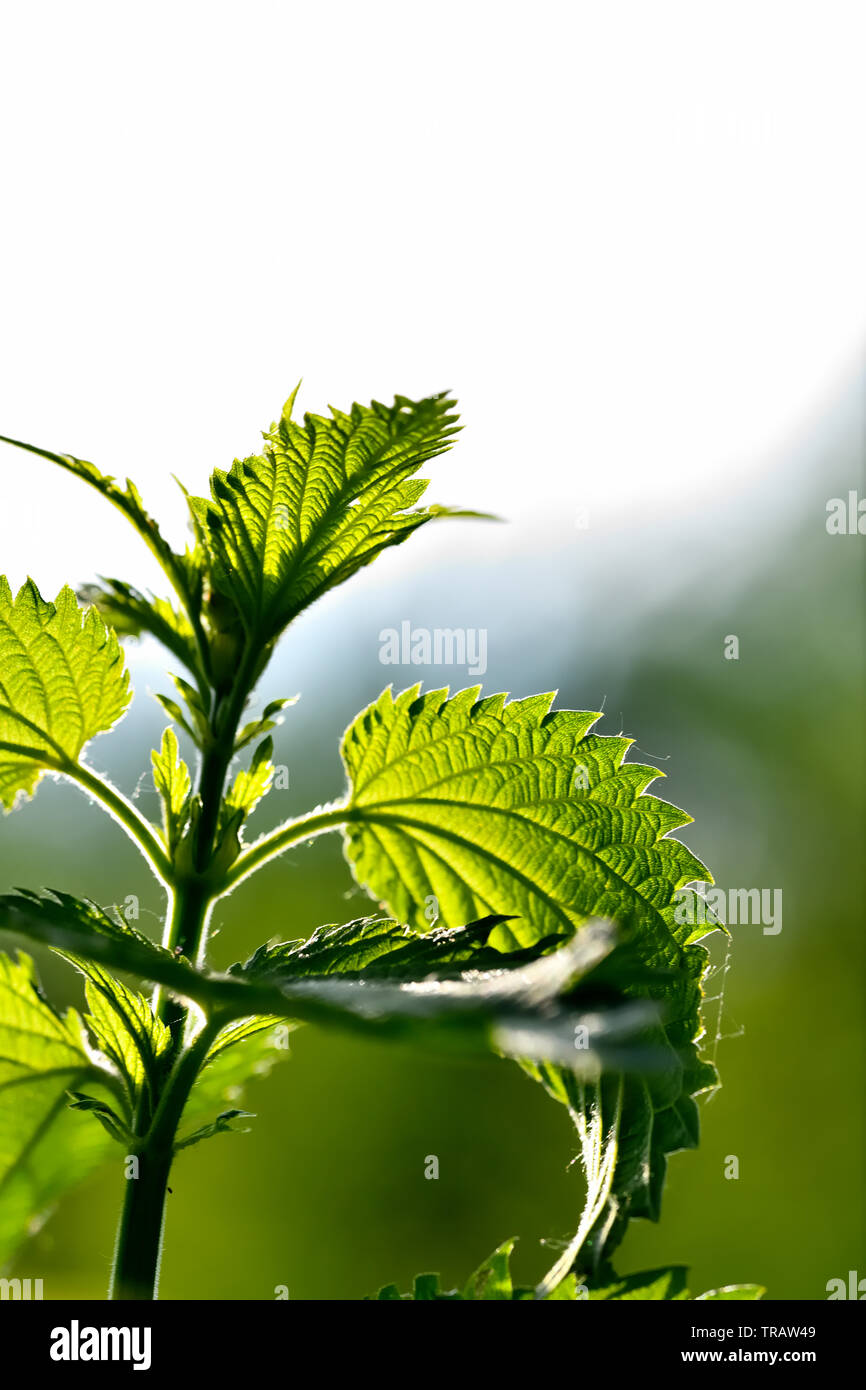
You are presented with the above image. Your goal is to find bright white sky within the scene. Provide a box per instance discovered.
[1,0,864,598]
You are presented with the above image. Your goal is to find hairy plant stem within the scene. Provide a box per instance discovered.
[194,652,259,872]
[109,658,257,1300]
[0,729,171,882]
[151,881,215,1035]
[223,804,350,890]
[68,758,173,882]
[109,880,215,1299]
[534,1075,623,1298]
[108,1017,223,1301]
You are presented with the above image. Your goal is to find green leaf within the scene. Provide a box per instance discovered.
[1,898,659,1075]
[340,684,720,1281]
[586,1267,764,1300]
[370,1240,574,1301]
[0,933,289,1266]
[369,1278,461,1300]
[239,922,660,1072]
[153,694,200,746]
[0,933,289,1264]
[463,1238,517,1299]
[543,1275,580,1300]
[0,934,288,1263]
[212,738,276,870]
[188,390,468,643]
[179,1022,291,1148]
[0,951,90,1086]
[202,1015,290,1064]
[531,1006,717,1291]
[411,1272,461,1300]
[342,685,708,950]
[587,1265,691,1300]
[66,1091,131,1145]
[174,1108,255,1153]
[151,729,193,853]
[0,890,178,982]
[230,912,544,980]
[234,697,297,753]
[56,957,172,1117]
[157,675,211,747]
[0,579,131,809]
[78,579,204,686]
[0,951,117,1266]
[369,1245,760,1301]
[222,737,274,829]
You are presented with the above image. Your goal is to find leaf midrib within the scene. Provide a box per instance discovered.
[350,808,687,973]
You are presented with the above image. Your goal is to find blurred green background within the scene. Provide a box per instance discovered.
[1,373,863,1301]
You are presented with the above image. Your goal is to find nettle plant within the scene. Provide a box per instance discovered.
[0,393,760,1302]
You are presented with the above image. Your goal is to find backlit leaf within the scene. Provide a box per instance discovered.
[151,729,193,853]
[340,683,720,1277]
[0,579,130,809]
[0,951,117,1267]
[188,391,468,642]
[56,958,172,1117]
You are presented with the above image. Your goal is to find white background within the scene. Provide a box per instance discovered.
[0,0,864,596]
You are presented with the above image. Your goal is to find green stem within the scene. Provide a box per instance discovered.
[193,657,259,873]
[109,830,219,1300]
[0,733,171,882]
[109,650,259,1299]
[66,759,172,882]
[109,1018,222,1301]
[150,880,216,1038]
[535,1075,623,1298]
[222,803,349,892]
[163,878,214,967]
